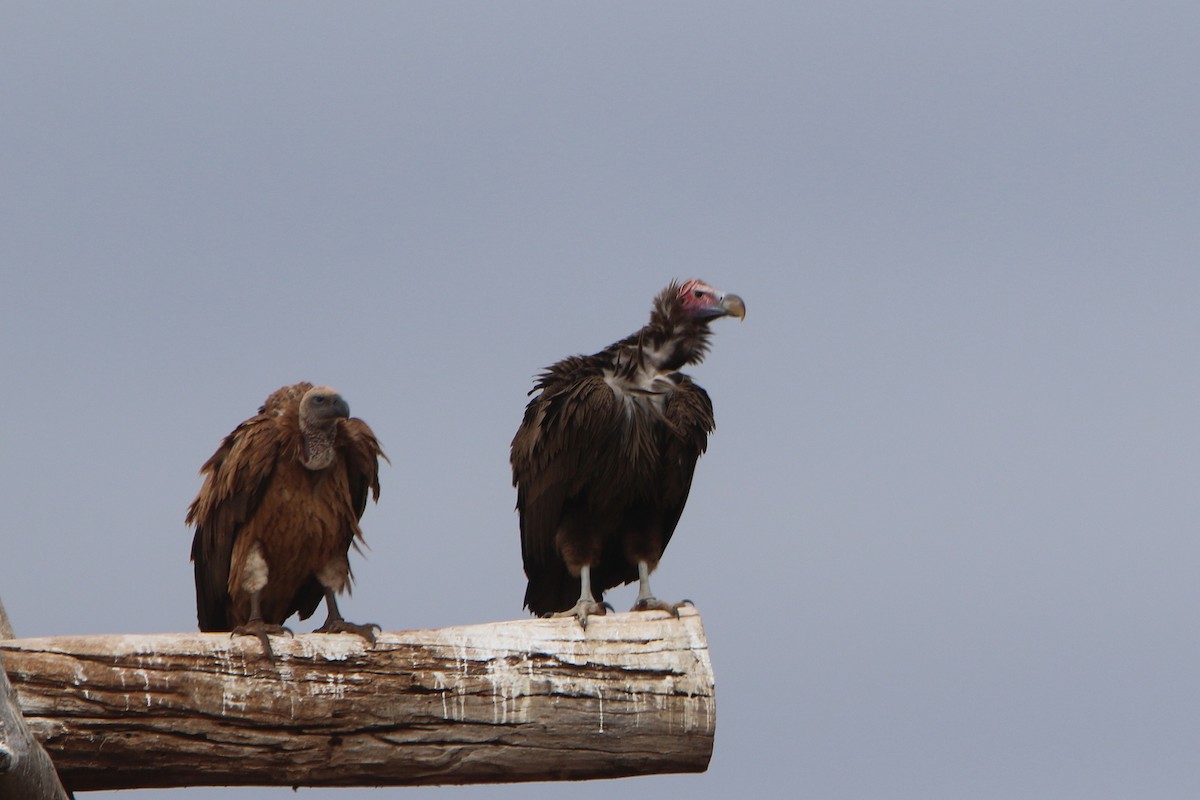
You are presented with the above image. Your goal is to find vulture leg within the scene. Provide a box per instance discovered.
[630,561,690,616]
[551,565,609,629]
[313,589,380,644]
[231,590,293,661]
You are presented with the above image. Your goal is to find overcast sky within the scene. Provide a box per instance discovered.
[2,2,1198,799]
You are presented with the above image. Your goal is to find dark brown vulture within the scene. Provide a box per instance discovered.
[511,279,745,626]
[187,383,386,656]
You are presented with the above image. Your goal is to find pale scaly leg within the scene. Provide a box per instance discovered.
[551,565,608,629]
[630,560,691,616]
[231,589,293,661]
[313,588,380,644]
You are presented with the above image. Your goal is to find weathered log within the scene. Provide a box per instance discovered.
[0,596,73,800]
[0,599,13,641]
[0,657,73,800]
[0,608,715,792]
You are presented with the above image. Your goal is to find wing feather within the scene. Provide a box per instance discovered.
[512,371,621,580]
[339,417,386,526]
[656,375,715,553]
[187,411,287,631]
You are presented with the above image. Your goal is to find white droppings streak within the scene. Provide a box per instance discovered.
[317,673,347,700]
[219,682,255,717]
[431,673,453,721]
[296,634,362,662]
[484,654,533,726]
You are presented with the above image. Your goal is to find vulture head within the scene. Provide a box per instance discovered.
[677,278,747,322]
[299,385,350,469]
[645,279,745,371]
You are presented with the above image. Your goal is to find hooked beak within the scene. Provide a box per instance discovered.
[721,293,746,320]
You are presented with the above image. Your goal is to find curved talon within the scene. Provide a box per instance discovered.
[551,599,607,629]
[631,597,691,617]
[314,619,381,644]
[230,622,293,638]
[231,620,293,661]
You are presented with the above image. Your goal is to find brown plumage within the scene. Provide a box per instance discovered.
[187,383,386,655]
[511,279,745,626]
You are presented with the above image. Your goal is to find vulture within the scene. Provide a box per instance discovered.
[187,382,386,656]
[511,279,745,626]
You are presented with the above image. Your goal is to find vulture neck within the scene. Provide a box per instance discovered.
[633,305,712,373]
[300,422,339,470]
[606,309,711,395]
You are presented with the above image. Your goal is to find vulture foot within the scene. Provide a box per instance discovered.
[231,620,293,661]
[551,599,610,629]
[631,597,693,616]
[314,618,381,644]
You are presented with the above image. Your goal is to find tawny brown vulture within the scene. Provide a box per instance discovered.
[511,279,745,626]
[187,383,386,656]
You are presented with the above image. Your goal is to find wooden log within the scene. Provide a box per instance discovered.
[0,657,74,800]
[0,598,13,640]
[0,608,715,792]
[0,596,73,800]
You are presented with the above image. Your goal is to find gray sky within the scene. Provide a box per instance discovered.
[2,2,1198,798]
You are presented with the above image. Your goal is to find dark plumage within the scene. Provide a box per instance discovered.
[187,383,386,656]
[511,279,745,626]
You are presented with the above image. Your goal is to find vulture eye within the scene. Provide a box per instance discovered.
[313,396,325,404]
[693,289,706,299]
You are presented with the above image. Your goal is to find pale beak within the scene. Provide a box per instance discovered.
[721,293,746,320]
